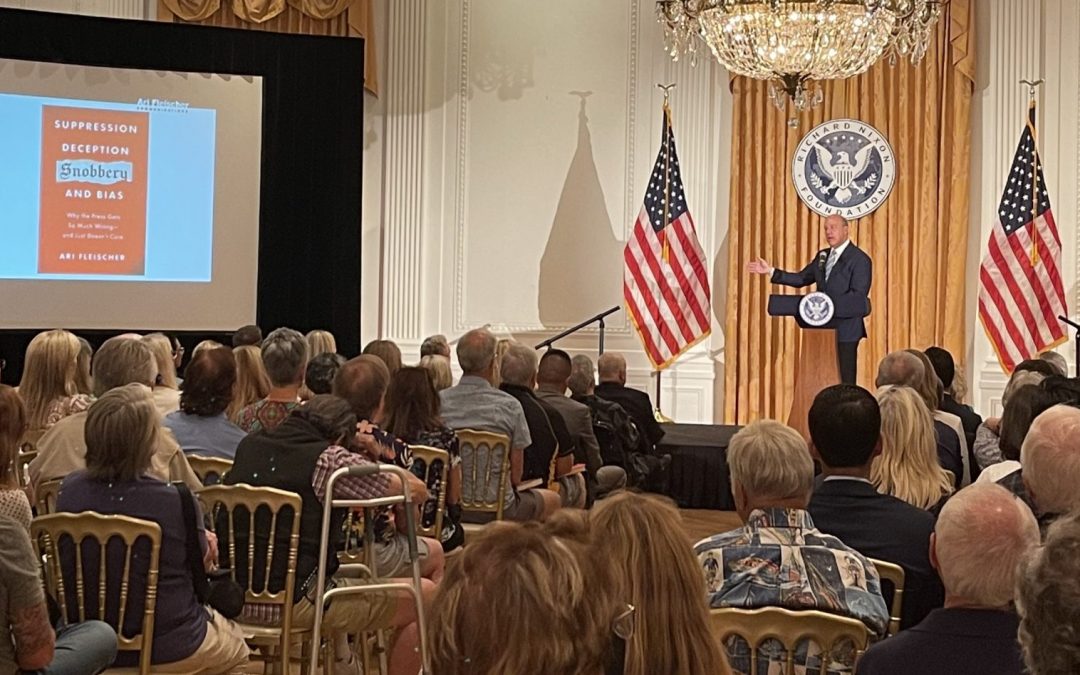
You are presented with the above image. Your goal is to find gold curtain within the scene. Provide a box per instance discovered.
[723,0,976,424]
[158,0,378,94]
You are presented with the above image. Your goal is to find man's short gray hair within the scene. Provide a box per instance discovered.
[420,334,451,359]
[1020,405,1080,515]
[1003,370,1046,409]
[261,328,308,387]
[875,351,925,389]
[499,344,538,387]
[935,483,1039,608]
[1018,510,1080,675]
[92,337,157,397]
[728,420,814,502]
[457,328,497,374]
[597,353,626,382]
[568,355,594,396]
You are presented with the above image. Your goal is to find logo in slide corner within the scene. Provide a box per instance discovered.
[792,119,896,219]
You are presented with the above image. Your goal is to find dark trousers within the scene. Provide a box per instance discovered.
[837,341,859,385]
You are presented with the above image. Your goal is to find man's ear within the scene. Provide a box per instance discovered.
[808,441,823,462]
[928,532,939,573]
[871,436,883,459]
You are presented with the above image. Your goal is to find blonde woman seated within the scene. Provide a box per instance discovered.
[590,491,731,675]
[228,344,270,421]
[18,329,94,431]
[419,354,453,391]
[426,516,623,675]
[873,385,955,514]
[57,384,250,673]
[306,329,337,358]
[144,333,182,416]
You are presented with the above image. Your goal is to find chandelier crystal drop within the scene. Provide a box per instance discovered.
[658,0,941,112]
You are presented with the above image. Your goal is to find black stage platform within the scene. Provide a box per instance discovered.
[659,423,740,510]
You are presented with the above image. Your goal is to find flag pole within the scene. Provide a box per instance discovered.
[658,83,676,264]
[1021,78,1044,266]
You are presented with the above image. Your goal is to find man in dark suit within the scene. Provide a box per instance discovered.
[856,483,1040,675]
[807,384,944,630]
[925,346,983,451]
[748,214,872,384]
[594,352,665,455]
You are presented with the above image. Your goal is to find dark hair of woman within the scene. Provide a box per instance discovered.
[382,367,442,438]
[292,394,357,444]
[180,347,237,417]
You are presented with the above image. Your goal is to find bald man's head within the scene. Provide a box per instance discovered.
[332,354,390,421]
[597,353,627,385]
[457,328,497,377]
[875,351,925,389]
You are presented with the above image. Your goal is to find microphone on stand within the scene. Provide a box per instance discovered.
[817,250,828,276]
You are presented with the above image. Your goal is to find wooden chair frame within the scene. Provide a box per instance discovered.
[198,484,305,675]
[869,558,906,637]
[186,455,233,486]
[409,444,451,540]
[709,606,871,675]
[35,478,63,516]
[456,429,512,520]
[16,449,37,489]
[32,512,162,675]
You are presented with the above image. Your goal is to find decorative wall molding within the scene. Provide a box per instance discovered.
[0,0,147,17]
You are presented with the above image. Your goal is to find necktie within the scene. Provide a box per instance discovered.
[825,248,838,281]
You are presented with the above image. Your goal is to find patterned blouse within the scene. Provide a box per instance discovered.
[695,508,888,675]
[403,425,461,546]
[234,398,300,434]
[0,489,32,531]
[44,394,94,429]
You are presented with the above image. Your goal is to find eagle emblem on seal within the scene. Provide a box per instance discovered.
[792,119,896,219]
[799,292,835,327]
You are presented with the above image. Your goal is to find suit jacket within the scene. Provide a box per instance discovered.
[856,608,1025,675]
[771,241,872,342]
[808,478,944,629]
[594,382,664,454]
[941,395,983,456]
[535,389,603,478]
[934,420,964,489]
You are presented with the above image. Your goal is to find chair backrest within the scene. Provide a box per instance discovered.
[709,607,871,675]
[455,429,511,520]
[187,455,233,486]
[36,478,63,515]
[16,450,37,489]
[409,444,451,540]
[32,512,162,675]
[869,558,906,637]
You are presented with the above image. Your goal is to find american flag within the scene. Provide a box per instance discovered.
[624,104,711,370]
[978,102,1067,373]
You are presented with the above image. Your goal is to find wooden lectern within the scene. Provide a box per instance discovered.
[768,294,868,439]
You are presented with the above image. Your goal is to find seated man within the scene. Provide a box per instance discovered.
[29,336,200,492]
[1017,510,1080,674]
[924,346,982,452]
[807,384,944,629]
[439,328,559,521]
[876,350,965,486]
[497,343,582,508]
[228,396,431,675]
[696,420,887,675]
[595,352,665,455]
[535,349,626,501]
[333,355,444,582]
[1019,404,1080,531]
[235,327,307,433]
[231,324,262,348]
[0,514,118,675]
[857,483,1039,675]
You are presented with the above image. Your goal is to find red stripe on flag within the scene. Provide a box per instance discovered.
[633,225,697,343]
[987,231,1046,347]
[979,263,1037,356]
[999,221,1062,334]
[624,234,682,355]
[623,281,666,365]
[978,296,1018,372]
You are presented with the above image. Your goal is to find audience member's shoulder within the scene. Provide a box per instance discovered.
[41,409,89,438]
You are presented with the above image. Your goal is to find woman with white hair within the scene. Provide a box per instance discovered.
[873,385,954,513]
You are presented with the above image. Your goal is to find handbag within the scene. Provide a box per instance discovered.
[176,483,245,619]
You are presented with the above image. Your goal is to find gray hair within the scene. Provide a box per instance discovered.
[935,482,1039,608]
[421,334,451,359]
[1003,370,1047,409]
[92,337,157,396]
[1020,405,1080,515]
[1038,351,1069,377]
[728,420,814,502]
[457,328,497,374]
[1018,510,1080,675]
[568,355,595,397]
[499,344,539,387]
[85,383,159,481]
[261,327,308,387]
[597,352,626,382]
[875,351,924,389]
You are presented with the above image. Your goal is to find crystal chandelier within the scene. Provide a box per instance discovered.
[657,0,942,112]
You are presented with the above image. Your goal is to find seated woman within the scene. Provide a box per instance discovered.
[426,515,622,675]
[56,384,250,674]
[383,366,464,551]
[228,345,270,422]
[873,385,955,514]
[589,491,731,675]
[0,385,32,530]
[18,329,94,431]
[143,333,182,416]
[164,348,247,461]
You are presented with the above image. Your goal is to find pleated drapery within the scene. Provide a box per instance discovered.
[157,0,378,94]
[723,0,976,424]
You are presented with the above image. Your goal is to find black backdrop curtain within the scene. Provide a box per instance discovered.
[0,8,364,380]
